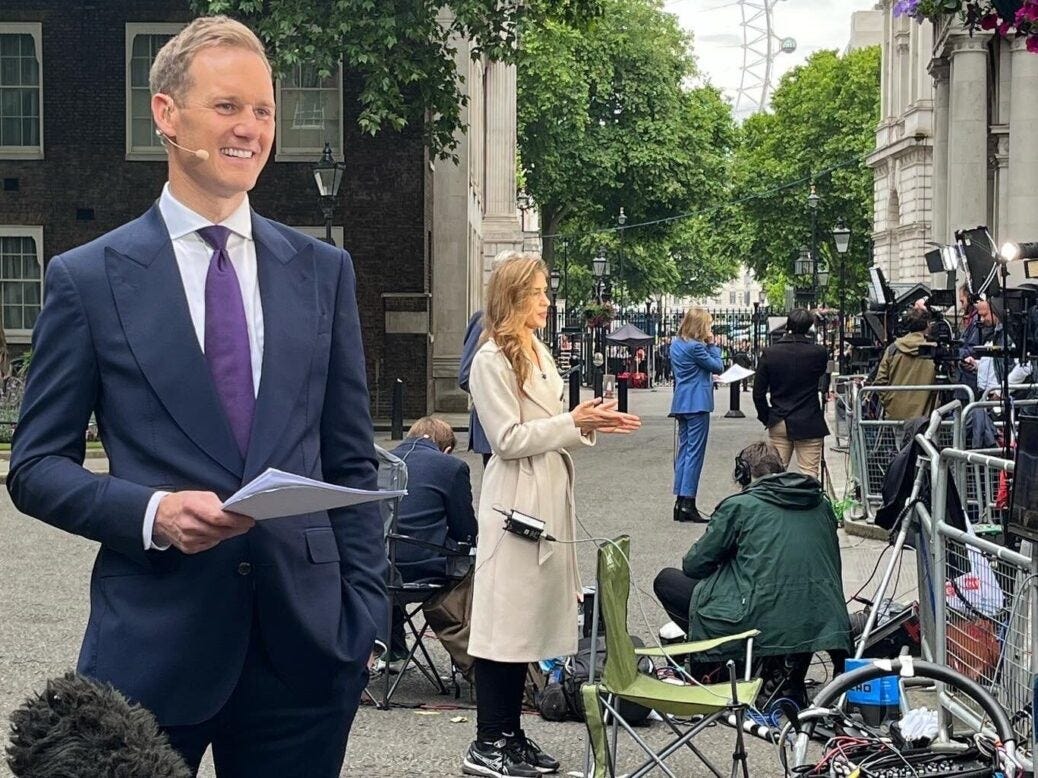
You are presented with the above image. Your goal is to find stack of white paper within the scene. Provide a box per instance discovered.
[222,468,406,521]
[716,364,755,384]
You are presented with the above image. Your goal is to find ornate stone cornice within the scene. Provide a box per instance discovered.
[944,33,992,56]
[928,56,950,82]
[1009,35,1034,53]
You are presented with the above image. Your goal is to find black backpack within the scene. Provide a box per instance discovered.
[537,636,653,724]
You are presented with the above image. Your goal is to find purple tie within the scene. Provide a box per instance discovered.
[198,225,255,456]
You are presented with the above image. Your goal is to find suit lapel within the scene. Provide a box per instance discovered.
[243,215,317,479]
[106,204,244,478]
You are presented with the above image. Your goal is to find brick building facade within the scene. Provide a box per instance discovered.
[1,1,434,417]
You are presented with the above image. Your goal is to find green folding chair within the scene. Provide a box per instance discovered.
[581,536,763,778]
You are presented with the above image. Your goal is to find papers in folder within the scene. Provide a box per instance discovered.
[716,364,754,384]
[222,468,406,521]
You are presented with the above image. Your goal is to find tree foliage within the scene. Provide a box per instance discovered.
[192,0,602,160]
[517,0,739,304]
[723,46,881,305]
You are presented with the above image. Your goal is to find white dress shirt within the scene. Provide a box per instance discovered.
[142,184,265,550]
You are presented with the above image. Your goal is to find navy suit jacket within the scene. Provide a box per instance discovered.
[669,338,723,415]
[389,437,477,582]
[752,334,830,439]
[7,204,388,726]
[458,311,491,454]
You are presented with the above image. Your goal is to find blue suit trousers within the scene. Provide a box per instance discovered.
[674,412,710,498]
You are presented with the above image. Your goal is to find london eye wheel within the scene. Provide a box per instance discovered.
[734,0,796,118]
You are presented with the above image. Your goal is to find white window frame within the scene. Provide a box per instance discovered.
[0,22,43,160]
[124,23,184,161]
[293,225,344,248]
[275,62,343,162]
[0,225,44,343]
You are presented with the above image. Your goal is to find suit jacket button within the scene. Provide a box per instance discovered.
[237,562,252,576]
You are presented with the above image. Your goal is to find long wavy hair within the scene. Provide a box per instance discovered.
[677,307,712,342]
[481,253,549,392]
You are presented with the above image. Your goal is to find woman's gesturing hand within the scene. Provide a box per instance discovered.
[570,398,641,434]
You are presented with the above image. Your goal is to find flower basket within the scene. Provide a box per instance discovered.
[584,303,616,329]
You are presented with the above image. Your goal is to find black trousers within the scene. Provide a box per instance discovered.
[473,658,528,742]
[653,567,701,635]
[162,616,364,778]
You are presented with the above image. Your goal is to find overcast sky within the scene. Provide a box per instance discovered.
[663,0,880,116]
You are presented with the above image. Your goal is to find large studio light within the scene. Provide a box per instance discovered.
[1000,241,1038,263]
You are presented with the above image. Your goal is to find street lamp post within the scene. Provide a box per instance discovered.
[617,207,626,310]
[808,184,820,304]
[549,268,561,357]
[312,142,346,245]
[794,246,813,307]
[592,247,609,394]
[517,189,532,248]
[833,219,851,374]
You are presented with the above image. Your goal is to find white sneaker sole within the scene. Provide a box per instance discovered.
[462,756,544,778]
[462,757,504,777]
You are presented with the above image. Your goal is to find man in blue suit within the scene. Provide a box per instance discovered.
[386,417,476,666]
[7,17,386,778]
[458,250,523,467]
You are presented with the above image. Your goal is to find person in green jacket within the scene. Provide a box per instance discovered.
[874,307,937,421]
[653,441,851,670]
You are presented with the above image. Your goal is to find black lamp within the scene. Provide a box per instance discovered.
[312,142,345,245]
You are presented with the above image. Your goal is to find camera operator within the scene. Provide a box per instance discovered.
[875,308,937,420]
[973,300,1031,397]
[652,442,851,701]
[956,284,985,396]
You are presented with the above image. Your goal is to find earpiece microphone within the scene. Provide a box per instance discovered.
[155,129,209,161]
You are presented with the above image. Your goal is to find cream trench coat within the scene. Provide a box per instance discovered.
[467,338,594,662]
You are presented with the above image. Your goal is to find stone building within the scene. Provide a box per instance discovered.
[868,2,1038,286]
[0,2,521,417]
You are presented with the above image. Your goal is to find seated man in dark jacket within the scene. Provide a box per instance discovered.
[653,442,851,694]
[386,417,478,667]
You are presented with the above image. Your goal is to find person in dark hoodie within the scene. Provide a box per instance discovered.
[653,441,851,666]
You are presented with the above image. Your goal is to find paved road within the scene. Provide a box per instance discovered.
[0,385,916,777]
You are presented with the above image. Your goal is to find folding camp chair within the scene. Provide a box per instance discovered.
[581,536,763,778]
[367,445,468,709]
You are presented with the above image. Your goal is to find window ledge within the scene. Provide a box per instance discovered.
[0,150,44,160]
[275,151,340,163]
[125,151,169,162]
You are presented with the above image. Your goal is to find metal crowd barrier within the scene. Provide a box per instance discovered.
[930,448,1036,762]
[850,384,972,520]
[832,374,866,450]
[955,398,1038,523]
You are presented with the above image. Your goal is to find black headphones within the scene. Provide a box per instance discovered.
[733,453,752,487]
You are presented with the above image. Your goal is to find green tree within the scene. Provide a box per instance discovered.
[517,0,739,302]
[724,46,881,306]
[193,0,602,160]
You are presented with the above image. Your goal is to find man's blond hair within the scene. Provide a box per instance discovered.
[150,15,270,101]
[406,417,456,452]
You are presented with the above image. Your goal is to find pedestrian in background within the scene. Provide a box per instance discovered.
[670,307,723,523]
[465,254,639,777]
[459,250,524,468]
[753,308,829,479]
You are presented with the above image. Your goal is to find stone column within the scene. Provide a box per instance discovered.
[431,39,478,413]
[946,34,990,236]
[1007,36,1038,250]
[929,57,950,243]
[481,59,523,285]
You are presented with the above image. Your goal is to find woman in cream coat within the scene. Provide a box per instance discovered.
[463,255,640,778]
